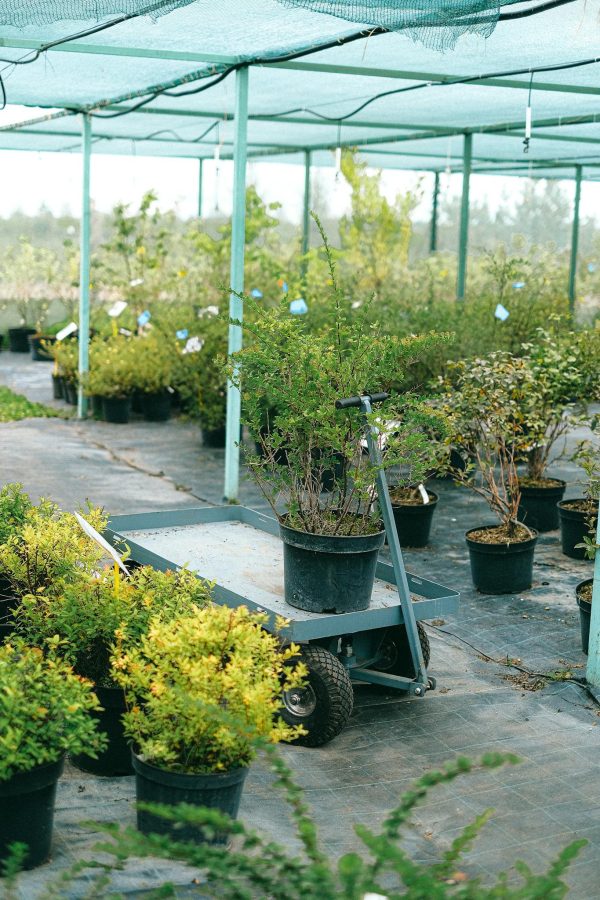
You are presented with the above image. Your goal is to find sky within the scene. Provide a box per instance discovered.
[0,104,597,226]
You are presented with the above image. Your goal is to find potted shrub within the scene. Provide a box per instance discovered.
[229,224,450,614]
[387,420,449,548]
[111,605,305,843]
[559,432,599,560]
[130,334,175,422]
[51,338,79,405]
[442,352,538,594]
[14,565,212,777]
[0,501,107,602]
[517,328,595,531]
[86,335,136,423]
[0,643,104,869]
[0,238,57,353]
[0,483,33,642]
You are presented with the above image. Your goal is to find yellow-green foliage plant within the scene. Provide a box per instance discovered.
[0,502,107,599]
[14,566,212,687]
[112,605,306,773]
[0,642,105,782]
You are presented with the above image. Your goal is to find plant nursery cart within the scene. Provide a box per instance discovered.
[106,394,459,747]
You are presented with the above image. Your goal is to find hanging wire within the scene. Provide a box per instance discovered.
[523,71,534,153]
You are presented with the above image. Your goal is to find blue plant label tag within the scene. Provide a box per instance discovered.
[290,298,308,315]
[137,310,151,326]
[495,303,510,321]
[512,281,525,290]
[176,329,189,340]
[251,288,263,298]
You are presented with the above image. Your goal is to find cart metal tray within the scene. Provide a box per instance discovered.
[106,506,459,642]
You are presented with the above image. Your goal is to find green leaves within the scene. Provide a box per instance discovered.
[0,642,105,782]
[0,386,59,423]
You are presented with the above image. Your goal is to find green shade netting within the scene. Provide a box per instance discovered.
[0,0,197,27]
[277,0,524,48]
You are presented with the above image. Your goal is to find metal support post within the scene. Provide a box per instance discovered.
[585,514,600,690]
[302,149,311,260]
[568,165,582,316]
[77,114,92,419]
[456,133,472,301]
[224,66,249,502]
[197,157,203,218]
[430,170,440,253]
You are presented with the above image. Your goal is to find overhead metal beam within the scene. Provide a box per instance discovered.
[270,60,600,97]
[457,133,472,301]
[77,114,92,420]
[568,164,582,314]
[0,37,237,65]
[224,66,249,503]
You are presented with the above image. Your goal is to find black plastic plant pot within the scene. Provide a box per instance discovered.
[29,335,56,362]
[391,491,439,548]
[51,373,64,400]
[0,334,4,352]
[203,425,226,448]
[558,499,598,560]
[71,686,133,777]
[8,327,36,353]
[518,480,566,533]
[102,396,131,424]
[131,391,144,414]
[0,757,64,870]
[576,578,594,655]
[91,394,105,420]
[141,390,171,422]
[465,525,538,595]
[280,520,385,614]
[64,381,78,406]
[132,754,248,844]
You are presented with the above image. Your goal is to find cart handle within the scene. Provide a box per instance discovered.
[335,392,389,410]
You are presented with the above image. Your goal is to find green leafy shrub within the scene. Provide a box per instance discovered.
[14,565,212,687]
[0,484,32,546]
[230,220,451,536]
[0,387,59,424]
[0,642,105,782]
[441,352,537,539]
[53,750,585,898]
[112,605,306,773]
[0,502,107,598]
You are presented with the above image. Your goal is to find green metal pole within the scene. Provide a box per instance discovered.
[197,157,203,218]
[224,66,249,502]
[568,165,582,316]
[302,149,311,258]
[77,113,91,419]
[430,170,440,253]
[456,133,472,301]
[585,514,600,692]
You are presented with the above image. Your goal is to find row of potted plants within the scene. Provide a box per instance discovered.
[0,484,305,869]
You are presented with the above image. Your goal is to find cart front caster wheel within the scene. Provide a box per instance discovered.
[281,645,353,747]
[374,621,431,677]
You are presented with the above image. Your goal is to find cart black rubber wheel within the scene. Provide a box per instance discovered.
[281,645,353,748]
[373,622,431,678]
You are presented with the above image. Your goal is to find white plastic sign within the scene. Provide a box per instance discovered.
[108,300,128,317]
[73,512,129,575]
[182,336,204,354]
[55,322,78,341]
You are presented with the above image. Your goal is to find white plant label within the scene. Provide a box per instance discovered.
[495,303,510,321]
[108,300,128,317]
[55,322,78,341]
[418,483,430,504]
[73,512,129,575]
